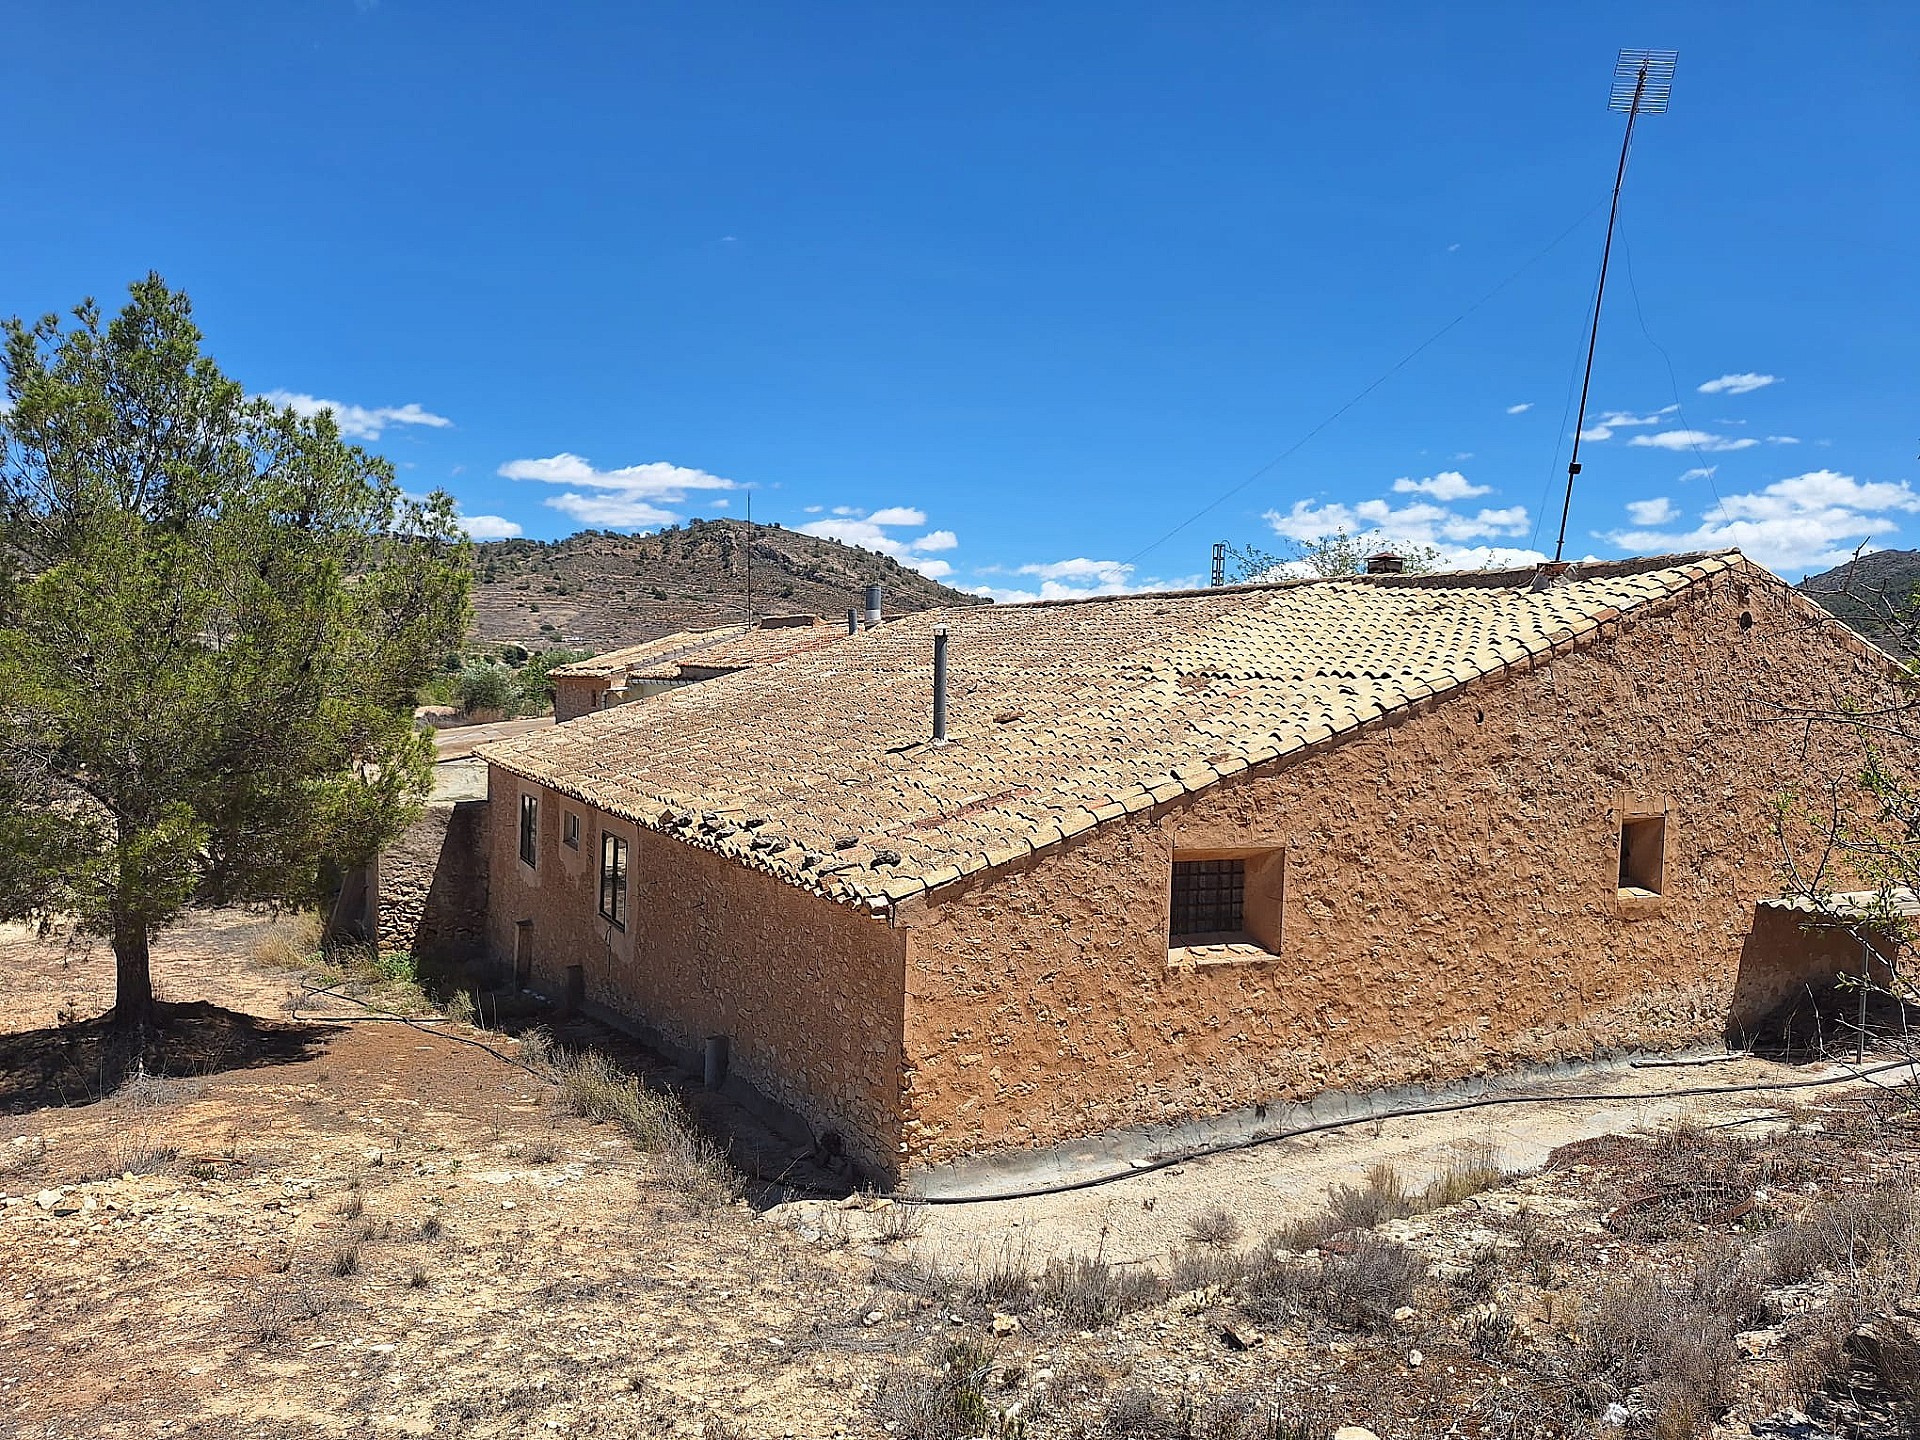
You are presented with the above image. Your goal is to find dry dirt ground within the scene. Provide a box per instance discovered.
[5,914,1920,1440]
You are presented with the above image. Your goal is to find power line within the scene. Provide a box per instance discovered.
[1123,196,1610,568]
[1618,226,1732,527]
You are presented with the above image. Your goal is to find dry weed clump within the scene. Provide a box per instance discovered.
[540,1046,743,1210]
[1767,1183,1918,1283]
[1274,1151,1510,1251]
[1569,1244,1772,1437]
[874,1340,997,1440]
[1184,1204,1244,1251]
[1035,1253,1168,1329]
[1241,1235,1423,1333]
[1099,1387,1283,1440]
[250,912,322,972]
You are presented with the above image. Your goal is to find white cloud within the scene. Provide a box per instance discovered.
[1679,466,1719,483]
[1017,558,1134,586]
[1697,372,1780,396]
[795,505,960,577]
[264,390,452,441]
[498,454,735,494]
[1627,430,1760,453]
[1625,497,1677,526]
[498,453,738,531]
[545,493,682,528]
[970,558,1209,604]
[1576,406,1679,442]
[1767,435,1801,445]
[458,514,524,540]
[1603,469,1920,575]
[1267,497,1532,549]
[1505,402,1533,415]
[1392,470,1489,502]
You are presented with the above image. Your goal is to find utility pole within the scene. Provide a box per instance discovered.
[743,489,753,625]
[1553,48,1678,564]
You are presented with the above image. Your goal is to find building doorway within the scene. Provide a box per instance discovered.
[513,919,533,990]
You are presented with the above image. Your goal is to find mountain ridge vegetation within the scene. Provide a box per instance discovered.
[468,517,986,650]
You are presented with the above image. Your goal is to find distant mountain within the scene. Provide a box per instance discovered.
[1797,549,1920,653]
[468,518,987,650]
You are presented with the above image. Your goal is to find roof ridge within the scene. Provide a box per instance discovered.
[948,549,1747,612]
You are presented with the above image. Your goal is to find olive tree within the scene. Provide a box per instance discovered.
[0,277,470,1030]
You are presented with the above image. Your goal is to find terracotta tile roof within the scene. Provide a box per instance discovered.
[479,551,1786,911]
[548,628,741,680]
[549,617,846,682]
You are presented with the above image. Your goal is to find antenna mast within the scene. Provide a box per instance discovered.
[744,489,753,625]
[1553,47,1678,564]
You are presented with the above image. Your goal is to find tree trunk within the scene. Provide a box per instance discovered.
[110,919,156,1030]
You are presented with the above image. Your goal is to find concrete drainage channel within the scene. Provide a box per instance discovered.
[819,1050,1920,1265]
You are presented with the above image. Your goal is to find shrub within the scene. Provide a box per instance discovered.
[1036,1253,1167,1328]
[1572,1244,1771,1432]
[962,1241,1034,1310]
[1185,1204,1244,1250]
[1242,1236,1422,1333]
[875,1340,995,1440]
[1767,1185,1918,1282]
[454,663,516,716]
[1328,1164,1415,1230]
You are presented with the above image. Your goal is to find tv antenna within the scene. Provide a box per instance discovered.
[1552,47,1678,564]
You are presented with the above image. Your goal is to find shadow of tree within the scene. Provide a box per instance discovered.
[0,1001,341,1111]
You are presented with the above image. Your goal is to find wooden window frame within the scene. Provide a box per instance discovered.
[599,832,628,930]
[518,792,538,869]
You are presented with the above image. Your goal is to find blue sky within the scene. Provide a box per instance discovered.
[5,3,1913,594]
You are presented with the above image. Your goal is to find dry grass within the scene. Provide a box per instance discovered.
[250,912,322,972]
[1767,1183,1918,1283]
[1570,1244,1771,1438]
[1241,1235,1424,1333]
[874,1340,996,1440]
[1184,1204,1244,1251]
[1035,1253,1167,1328]
[540,1046,744,1212]
[874,1200,929,1244]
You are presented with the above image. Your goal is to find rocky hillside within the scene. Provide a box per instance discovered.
[468,518,986,649]
[1797,549,1920,653]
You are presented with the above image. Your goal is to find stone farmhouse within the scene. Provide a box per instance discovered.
[476,551,1903,1184]
[549,612,857,722]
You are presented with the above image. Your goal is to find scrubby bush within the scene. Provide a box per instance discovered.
[454,663,515,715]
[1241,1235,1422,1333]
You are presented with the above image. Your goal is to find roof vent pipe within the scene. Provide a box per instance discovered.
[932,626,949,746]
[846,608,859,635]
[1364,551,1406,576]
[863,583,883,630]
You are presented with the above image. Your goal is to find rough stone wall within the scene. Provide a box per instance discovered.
[483,766,908,1176]
[375,801,491,966]
[894,575,1901,1169]
[553,676,609,724]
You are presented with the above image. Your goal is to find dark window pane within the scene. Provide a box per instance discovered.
[1170,858,1245,939]
[519,793,538,868]
[599,833,628,928]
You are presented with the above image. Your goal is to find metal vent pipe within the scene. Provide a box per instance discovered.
[846,608,859,635]
[932,626,949,745]
[863,583,883,630]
